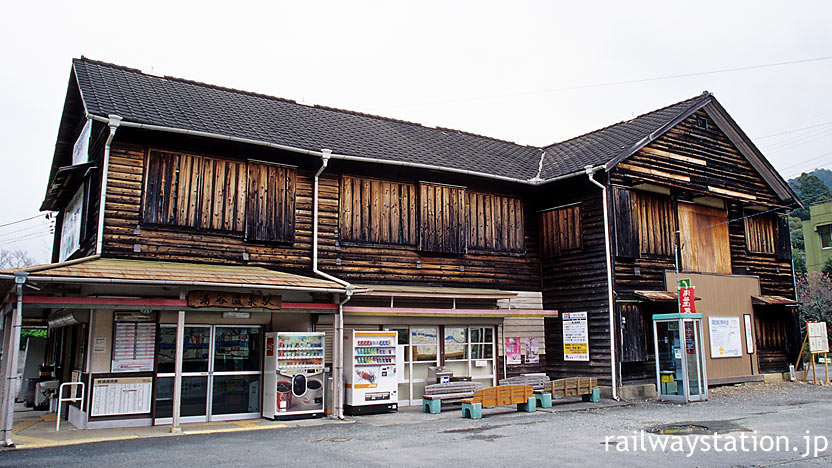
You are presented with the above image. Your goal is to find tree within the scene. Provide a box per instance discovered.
[823,258,832,276]
[796,272,832,351]
[0,249,36,269]
[790,173,832,220]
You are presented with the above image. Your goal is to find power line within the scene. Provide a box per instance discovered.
[0,232,52,246]
[0,214,45,229]
[754,121,832,140]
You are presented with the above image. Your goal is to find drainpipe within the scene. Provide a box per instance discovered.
[585,166,619,400]
[1,273,25,446]
[95,115,123,255]
[312,149,354,419]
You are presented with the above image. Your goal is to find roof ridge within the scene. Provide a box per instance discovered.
[544,92,711,149]
[76,56,534,150]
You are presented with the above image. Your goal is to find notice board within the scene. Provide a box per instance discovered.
[91,377,153,417]
[563,312,589,361]
[709,316,742,358]
[808,322,829,353]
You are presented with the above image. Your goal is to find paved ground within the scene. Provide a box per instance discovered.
[3,381,832,467]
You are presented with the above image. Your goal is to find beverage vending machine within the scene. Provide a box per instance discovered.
[344,330,399,415]
[262,332,325,419]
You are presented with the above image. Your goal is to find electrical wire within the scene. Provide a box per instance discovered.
[754,121,832,140]
[0,214,46,229]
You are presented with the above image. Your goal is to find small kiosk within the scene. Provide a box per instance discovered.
[652,313,708,402]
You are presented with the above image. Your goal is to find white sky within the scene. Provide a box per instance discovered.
[1,1,831,263]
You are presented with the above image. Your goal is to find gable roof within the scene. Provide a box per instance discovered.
[61,57,798,204]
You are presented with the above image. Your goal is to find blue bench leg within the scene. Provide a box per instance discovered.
[422,398,441,414]
[517,396,536,412]
[461,402,482,419]
[535,393,552,408]
[582,388,600,402]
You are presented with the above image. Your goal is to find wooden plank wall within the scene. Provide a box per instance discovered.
[539,204,581,258]
[727,203,795,296]
[418,183,466,254]
[101,141,541,291]
[339,176,416,245]
[467,192,525,253]
[539,179,613,386]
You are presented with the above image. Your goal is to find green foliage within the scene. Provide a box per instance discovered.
[789,173,832,220]
[789,216,805,251]
[823,258,832,276]
[796,272,832,350]
[793,253,807,275]
[21,328,47,339]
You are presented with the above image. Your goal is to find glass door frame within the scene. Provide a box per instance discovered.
[155,324,262,425]
[652,313,708,403]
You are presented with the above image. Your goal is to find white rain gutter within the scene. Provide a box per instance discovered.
[585,165,619,401]
[95,115,123,255]
[84,114,588,186]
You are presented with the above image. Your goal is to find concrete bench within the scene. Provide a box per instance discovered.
[460,385,535,419]
[422,392,475,414]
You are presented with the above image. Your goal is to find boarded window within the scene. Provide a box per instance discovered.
[142,150,246,232]
[339,176,416,245]
[613,188,638,258]
[620,304,649,362]
[744,212,775,254]
[245,162,296,243]
[539,204,581,258]
[419,183,466,254]
[467,192,524,253]
[677,202,732,274]
[775,214,792,260]
[635,192,676,256]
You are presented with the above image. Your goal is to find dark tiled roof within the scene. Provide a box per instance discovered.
[73,58,543,181]
[70,57,712,182]
[539,94,710,179]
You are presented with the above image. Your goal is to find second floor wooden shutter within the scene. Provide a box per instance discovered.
[467,192,525,253]
[775,214,792,260]
[245,162,296,243]
[419,183,466,254]
[613,188,638,258]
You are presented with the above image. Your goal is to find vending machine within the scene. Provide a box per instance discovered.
[344,330,399,415]
[262,332,325,419]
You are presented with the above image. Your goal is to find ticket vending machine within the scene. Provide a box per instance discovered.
[652,313,708,403]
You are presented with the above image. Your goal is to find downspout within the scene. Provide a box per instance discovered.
[585,165,619,400]
[312,149,353,420]
[1,273,25,446]
[95,115,123,255]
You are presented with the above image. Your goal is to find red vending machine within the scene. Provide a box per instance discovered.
[262,332,325,419]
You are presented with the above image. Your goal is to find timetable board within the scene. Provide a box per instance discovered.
[91,377,153,417]
[111,322,156,373]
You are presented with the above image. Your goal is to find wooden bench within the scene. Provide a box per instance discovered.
[422,392,475,414]
[544,377,599,402]
[460,385,535,419]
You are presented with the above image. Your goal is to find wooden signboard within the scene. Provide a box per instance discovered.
[187,291,281,310]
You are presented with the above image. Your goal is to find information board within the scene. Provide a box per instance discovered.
[709,316,742,358]
[59,186,83,262]
[91,377,153,417]
[111,322,156,373]
[563,312,589,361]
[808,321,829,353]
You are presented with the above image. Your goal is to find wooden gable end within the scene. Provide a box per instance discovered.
[611,110,783,206]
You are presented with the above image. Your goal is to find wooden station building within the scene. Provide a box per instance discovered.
[0,57,802,437]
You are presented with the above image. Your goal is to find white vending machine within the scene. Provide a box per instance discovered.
[262,332,325,419]
[344,330,399,415]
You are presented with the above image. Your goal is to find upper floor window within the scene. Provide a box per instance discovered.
[339,175,417,246]
[539,203,582,258]
[677,201,732,274]
[613,188,675,258]
[418,182,467,254]
[744,211,776,254]
[467,192,525,254]
[142,150,295,243]
[819,224,832,249]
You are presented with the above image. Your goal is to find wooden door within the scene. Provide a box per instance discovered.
[677,202,732,274]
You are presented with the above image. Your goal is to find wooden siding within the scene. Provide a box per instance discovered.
[101,139,541,291]
[419,183,467,254]
[677,202,732,274]
[467,192,525,253]
[539,204,582,258]
[613,189,675,258]
[744,211,775,254]
[245,162,296,243]
[539,179,613,386]
[727,203,795,296]
[339,175,416,246]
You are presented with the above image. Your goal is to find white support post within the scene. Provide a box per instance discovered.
[0,306,12,445]
[2,276,25,446]
[171,301,185,433]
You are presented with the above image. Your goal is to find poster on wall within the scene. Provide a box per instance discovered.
[709,316,742,358]
[91,377,152,417]
[563,312,590,361]
[807,321,829,353]
[59,186,84,262]
[525,337,539,364]
[505,337,522,365]
[111,322,156,373]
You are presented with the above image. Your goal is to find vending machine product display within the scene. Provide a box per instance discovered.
[262,332,325,419]
[345,330,399,415]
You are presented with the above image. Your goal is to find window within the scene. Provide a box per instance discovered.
[470,327,493,359]
[444,327,467,360]
[142,151,296,242]
[539,204,582,258]
[744,212,776,254]
[245,162,296,243]
[467,192,525,253]
[819,225,832,249]
[677,202,732,274]
[613,188,676,258]
[418,183,466,254]
[339,176,416,245]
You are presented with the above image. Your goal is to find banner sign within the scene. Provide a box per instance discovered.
[678,279,696,314]
[187,291,281,310]
[563,312,590,361]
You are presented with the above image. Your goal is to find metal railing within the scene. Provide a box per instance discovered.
[56,382,85,432]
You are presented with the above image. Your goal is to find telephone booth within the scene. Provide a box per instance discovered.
[652,313,708,402]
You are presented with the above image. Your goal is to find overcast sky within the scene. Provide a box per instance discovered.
[2,1,831,263]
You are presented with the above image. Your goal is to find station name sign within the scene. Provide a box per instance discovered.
[187,290,282,310]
